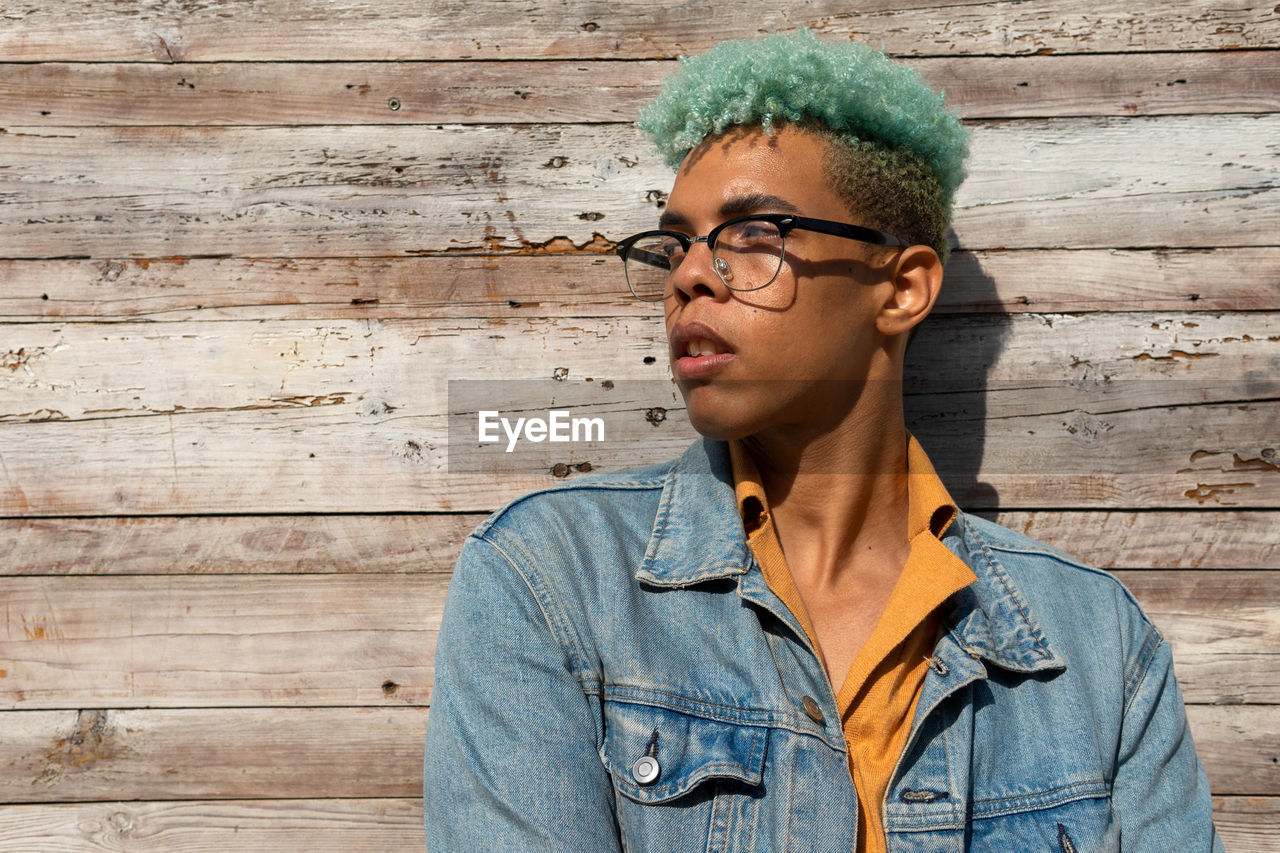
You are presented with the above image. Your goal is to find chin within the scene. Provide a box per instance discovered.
[678,383,764,442]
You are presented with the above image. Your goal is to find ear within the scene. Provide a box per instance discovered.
[875,245,944,337]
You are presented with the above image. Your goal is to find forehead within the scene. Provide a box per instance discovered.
[664,125,849,222]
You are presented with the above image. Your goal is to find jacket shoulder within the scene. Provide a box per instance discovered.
[958,511,1161,643]
[470,458,674,539]
[961,512,1122,584]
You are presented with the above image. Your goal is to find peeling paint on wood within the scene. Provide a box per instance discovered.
[1,117,1278,257]
[2,249,1277,321]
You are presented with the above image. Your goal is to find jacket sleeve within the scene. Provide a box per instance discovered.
[423,531,622,851]
[1111,630,1223,851]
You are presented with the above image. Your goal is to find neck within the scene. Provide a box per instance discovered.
[741,391,911,586]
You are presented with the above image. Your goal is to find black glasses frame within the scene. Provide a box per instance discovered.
[615,213,909,301]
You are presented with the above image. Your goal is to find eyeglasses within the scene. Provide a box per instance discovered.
[615,213,908,302]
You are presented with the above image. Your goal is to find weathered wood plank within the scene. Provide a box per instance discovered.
[1188,705,1280,796]
[0,709,428,802]
[0,705,1272,802]
[0,572,1274,709]
[1212,797,1280,852]
[3,315,1275,421]
[1,313,1276,513]
[2,1,1276,61]
[3,511,1276,576]
[920,50,1280,119]
[0,61,658,127]
[935,248,1280,314]
[0,407,1274,514]
[1,117,1277,258]
[992,511,1280,570]
[0,515,477,575]
[0,797,1272,851]
[2,248,1277,322]
[0,799,425,852]
[0,576,445,709]
[5,52,1277,127]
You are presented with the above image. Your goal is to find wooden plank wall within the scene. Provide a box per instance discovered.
[1,2,1277,849]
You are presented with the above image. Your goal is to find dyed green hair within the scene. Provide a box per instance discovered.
[636,30,969,260]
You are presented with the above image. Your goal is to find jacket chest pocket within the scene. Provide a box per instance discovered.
[967,790,1116,851]
[600,697,769,851]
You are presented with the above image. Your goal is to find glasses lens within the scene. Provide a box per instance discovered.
[713,219,784,291]
[623,234,682,301]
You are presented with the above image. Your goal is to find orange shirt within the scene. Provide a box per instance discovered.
[729,437,977,853]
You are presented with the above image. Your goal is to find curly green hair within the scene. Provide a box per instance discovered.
[636,30,969,261]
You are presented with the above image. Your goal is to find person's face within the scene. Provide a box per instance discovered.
[660,125,900,441]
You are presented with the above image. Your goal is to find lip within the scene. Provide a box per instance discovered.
[669,320,735,380]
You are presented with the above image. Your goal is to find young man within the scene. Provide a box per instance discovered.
[424,31,1220,851]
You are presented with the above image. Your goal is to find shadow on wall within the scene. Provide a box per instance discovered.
[904,247,1010,512]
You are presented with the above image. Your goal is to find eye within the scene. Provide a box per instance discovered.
[626,234,685,270]
[720,219,782,249]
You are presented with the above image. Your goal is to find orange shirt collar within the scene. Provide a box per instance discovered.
[729,434,958,541]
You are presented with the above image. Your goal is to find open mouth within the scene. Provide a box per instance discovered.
[670,324,736,379]
[684,337,731,358]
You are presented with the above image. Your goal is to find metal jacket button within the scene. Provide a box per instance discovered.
[631,755,660,785]
[801,695,824,724]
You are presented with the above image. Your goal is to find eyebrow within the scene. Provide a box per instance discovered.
[658,193,802,231]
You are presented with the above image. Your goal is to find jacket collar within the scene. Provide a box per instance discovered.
[636,438,754,587]
[938,514,1066,673]
[637,438,1064,675]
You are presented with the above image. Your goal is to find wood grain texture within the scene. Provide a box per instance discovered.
[3,248,1278,322]
[1212,797,1280,852]
[1188,706,1280,796]
[0,515,478,575]
[0,797,1273,852]
[0,799,425,853]
[1,404,1272,513]
[1,572,1274,709]
[2,1,1276,61]
[3,511,1277,575]
[3,313,1275,513]
[2,116,1277,258]
[1,576,444,709]
[991,511,1280,569]
[0,705,1272,802]
[5,52,1277,127]
[7,313,1274,419]
[0,708,428,802]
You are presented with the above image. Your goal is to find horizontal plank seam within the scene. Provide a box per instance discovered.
[0,795,428,807]
[970,395,1280,423]
[5,46,1280,65]
[4,509,1280,521]
[0,705,434,713]
[7,112,1280,132]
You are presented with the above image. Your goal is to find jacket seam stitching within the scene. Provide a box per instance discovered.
[969,779,1109,808]
[1119,627,1165,727]
[481,530,595,688]
[476,470,670,536]
[967,524,1054,660]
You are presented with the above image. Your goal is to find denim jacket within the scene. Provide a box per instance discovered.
[424,438,1221,851]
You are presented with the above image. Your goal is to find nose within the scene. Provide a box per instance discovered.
[669,237,730,305]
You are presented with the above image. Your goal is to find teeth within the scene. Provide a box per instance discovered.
[687,338,722,357]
